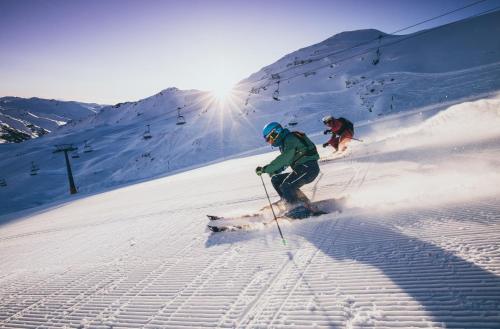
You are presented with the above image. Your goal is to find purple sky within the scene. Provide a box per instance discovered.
[0,0,498,104]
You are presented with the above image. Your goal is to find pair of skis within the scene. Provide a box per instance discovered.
[206,214,276,232]
[206,198,345,233]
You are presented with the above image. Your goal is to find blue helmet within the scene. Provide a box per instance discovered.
[262,122,284,146]
[262,122,283,139]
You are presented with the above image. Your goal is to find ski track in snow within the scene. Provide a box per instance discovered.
[1,101,500,328]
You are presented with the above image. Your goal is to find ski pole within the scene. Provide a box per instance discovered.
[339,135,363,142]
[349,136,364,142]
[260,175,287,245]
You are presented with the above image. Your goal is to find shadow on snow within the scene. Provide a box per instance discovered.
[205,200,500,328]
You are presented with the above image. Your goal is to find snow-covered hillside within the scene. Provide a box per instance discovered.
[0,11,499,215]
[1,96,499,328]
[0,97,104,143]
[239,10,500,121]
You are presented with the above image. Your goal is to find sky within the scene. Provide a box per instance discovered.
[0,0,498,104]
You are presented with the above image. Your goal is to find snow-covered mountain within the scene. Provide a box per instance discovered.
[239,10,500,122]
[0,96,104,143]
[0,10,499,215]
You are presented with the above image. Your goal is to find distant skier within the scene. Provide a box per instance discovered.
[322,115,354,152]
[255,122,320,211]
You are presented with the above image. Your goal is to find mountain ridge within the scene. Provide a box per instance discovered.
[0,96,105,143]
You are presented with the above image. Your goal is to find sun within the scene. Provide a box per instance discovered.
[210,83,235,102]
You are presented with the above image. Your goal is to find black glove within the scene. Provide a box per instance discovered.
[322,142,329,148]
[256,166,264,176]
[323,129,331,135]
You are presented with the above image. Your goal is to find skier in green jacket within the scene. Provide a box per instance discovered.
[256,122,320,208]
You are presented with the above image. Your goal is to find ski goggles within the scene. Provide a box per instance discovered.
[265,129,279,144]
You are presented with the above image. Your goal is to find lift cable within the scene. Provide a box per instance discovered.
[249,0,492,86]
[252,6,500,95]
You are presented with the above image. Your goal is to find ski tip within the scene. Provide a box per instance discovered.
[207,225,223,232]
[311,210,328,217]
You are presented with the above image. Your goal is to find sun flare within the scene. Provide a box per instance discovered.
[211,84,235,102]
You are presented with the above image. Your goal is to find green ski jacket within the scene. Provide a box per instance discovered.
[263,131,319,175]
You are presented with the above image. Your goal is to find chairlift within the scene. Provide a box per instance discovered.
[83,140,93,153]
[176,115,186,125]
[143,124,152,140]
[245,88,257,106]
[288,114,298,126]
[372,36,382,66]
[30,161,39,176]
[0,178,6,187]
[71,149,80,158]
[250,87,260,95]
[272,81,281,101]
[176,107,186,125]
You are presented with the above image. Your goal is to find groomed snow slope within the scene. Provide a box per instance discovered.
[0,96,499,328]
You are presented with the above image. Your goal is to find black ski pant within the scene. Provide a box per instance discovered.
[271,160,320,204]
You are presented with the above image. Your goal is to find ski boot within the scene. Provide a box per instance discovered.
[260,199,288,213]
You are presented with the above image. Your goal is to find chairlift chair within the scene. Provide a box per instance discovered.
[272,80,281,101]
[83,140,93,153]
[176,115,186,125]
[287,113,298,126]
[30,162,39,176]
[176,107,186,125]
[143,124,152,139]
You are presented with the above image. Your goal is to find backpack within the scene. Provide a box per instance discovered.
[337,118,354,135]
[290,131,319,165]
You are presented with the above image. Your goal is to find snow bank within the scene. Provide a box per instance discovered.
[347,96,500,212]
[374,94,500,148]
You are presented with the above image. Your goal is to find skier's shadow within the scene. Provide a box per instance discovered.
[205,206,500,328]
[306,216,500,327]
